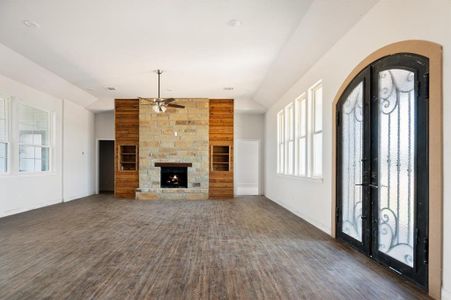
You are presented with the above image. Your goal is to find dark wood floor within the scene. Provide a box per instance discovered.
[0,195,428,300]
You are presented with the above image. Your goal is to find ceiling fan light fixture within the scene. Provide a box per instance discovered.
[142,69,184,113]
[152,104,167,113]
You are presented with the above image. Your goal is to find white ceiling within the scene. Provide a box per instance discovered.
[0,0,377,112]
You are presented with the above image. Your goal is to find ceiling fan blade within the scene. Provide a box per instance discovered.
[167,103,185,109]
[162,98,175,104]
[139,97,157,103]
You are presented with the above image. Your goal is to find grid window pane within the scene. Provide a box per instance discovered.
[19,104,34,126]
[287,140,294,174]
[300,99,306,136]
[0,158,5,173]
[277,110,285,173]
[0,98,6,141]
[0,119,5,141]
[19,145,50,172]
[314,87,323,132]
[312,132,322,177]
[285,104,294,175]
[279,143,284,173]
[0,98,5,117]
[18,104,51,173]
[298,137,307,176]
[41,147,50,171]
[19,104,50,146]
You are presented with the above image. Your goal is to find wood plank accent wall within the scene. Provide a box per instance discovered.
[114,99,139,198]
[209,99,234,199]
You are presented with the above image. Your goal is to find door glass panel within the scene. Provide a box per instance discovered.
[377,69,415,267]
[341,82,363,241]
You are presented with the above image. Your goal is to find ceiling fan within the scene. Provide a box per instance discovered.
[139,70,185,113]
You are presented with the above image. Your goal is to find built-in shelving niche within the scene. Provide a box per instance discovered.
[211,145,230,172]
[120,144,137,171]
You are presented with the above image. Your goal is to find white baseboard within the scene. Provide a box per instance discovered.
[265,195,331,235]
[236,185,259,195]
[64,192,95,202]
[442,287,451,300]
[1,198,61,218]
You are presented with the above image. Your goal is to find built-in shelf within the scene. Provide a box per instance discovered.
[211,145,230,172]
[120,144,137,171]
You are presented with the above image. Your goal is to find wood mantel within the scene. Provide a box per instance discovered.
[154,162,193,168]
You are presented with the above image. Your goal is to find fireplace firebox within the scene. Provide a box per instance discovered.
[160,167,187,188]
[155,162,192,188]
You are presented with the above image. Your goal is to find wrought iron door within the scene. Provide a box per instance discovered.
[336,69,371,254]
[336,54,429,289]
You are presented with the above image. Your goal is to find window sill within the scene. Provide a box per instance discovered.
[276,173,324,183]
[0,171,57,178]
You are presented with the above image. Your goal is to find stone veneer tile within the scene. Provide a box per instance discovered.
[139,99,209,200]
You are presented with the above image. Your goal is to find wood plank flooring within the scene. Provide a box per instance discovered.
[0,195,428,299]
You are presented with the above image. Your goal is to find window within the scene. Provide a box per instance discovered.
[277,110,285,173]
[0,97,7,173]
[295,94,307,176]
[276,81,323,178]
[285,103,295,175]
[18,103,51,172]
[310,82,323,177]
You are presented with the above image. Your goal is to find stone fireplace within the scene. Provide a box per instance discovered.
[137,99,209,200]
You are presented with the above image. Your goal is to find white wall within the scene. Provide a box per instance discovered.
[95,111,114,140]
[63,100,95,201]
[0,46,96,216]
[234,113,265,195]
[0,73,63,217]
[262,0,451,298]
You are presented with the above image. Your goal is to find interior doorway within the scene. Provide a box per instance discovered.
[235,139,260,195]
[98,140,114,193]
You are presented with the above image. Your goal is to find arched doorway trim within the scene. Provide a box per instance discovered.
[331,40,442,299]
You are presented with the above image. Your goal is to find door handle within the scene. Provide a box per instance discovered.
[355,183,379,189]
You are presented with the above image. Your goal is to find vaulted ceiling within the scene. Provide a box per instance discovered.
[0,0,378,112]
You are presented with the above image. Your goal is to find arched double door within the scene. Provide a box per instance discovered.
[336,53,429,288]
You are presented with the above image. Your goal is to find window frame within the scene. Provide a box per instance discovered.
[284,102,295,175]
[16,102,53,174]
[309,80,323,178]
[295,93,307,177]
[277,109,285,174]
[275,81,323,180]
[0,96,9,174]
